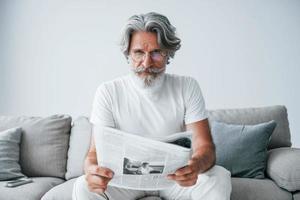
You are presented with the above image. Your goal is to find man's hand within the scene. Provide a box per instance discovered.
[167,119,216,187]
[85,164,114,194]
[167,156,202,187]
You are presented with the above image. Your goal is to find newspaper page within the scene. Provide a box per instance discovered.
[94,127,193,190]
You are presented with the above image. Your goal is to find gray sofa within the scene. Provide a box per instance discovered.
[0,105,299,200]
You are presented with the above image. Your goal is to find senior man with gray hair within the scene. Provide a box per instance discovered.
[73,12,232,200]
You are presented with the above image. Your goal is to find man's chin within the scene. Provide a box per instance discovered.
[135,72,164,88]
[138,72,152,78]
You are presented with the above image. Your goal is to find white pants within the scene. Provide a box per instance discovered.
[73,165,231,200]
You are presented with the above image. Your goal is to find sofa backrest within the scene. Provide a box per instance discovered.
[0,115,71,179]
[208,105,291,149]
[65,105,291,180]
[0,105,290,180]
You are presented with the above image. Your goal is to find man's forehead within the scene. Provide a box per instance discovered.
[130,31,160,50]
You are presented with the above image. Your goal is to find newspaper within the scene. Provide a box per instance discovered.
[94,127,193,190]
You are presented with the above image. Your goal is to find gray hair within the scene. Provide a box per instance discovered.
[120,12,181,64]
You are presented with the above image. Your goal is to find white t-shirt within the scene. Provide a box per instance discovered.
[90,73,208,139]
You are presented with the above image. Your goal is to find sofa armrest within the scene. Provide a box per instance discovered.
[267,147,300,192]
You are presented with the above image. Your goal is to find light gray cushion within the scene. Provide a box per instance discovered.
[210,120,276,178]
[231,177,292,200]
[294,192,300,200]
[0,115,72,178]
[42,178,76,200]
[0,177,64,200]
[0,127,24,180]
[208,105,291,149]
[65,117,92,180]
[267,147,300,191]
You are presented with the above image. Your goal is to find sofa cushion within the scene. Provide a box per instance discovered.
[0,127,24,180]
[231,177,292,200]
[294,192,300,200]
[208,105,291,149]
[0,177,65,200]
[0,115,72,178]
[267,147,300,192]
[211,120,276,178]
[65,117,92,180]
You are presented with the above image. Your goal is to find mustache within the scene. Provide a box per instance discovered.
[132,66,165,74]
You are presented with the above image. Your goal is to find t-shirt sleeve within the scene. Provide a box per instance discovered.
[90,84,115,127]
[184,77,208,124]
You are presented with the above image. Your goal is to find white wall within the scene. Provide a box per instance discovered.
[1,0,299,147]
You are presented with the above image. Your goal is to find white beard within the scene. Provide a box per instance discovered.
[130,64,166,89]
[139,71,165,87]
[130,70,166,90]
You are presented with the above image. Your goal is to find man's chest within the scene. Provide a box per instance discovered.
[111,91,186,137]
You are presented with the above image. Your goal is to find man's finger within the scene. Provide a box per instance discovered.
[89,165,114,178]
[171,172,197,181]
[174,166,192,176]
[89,174,110,187]
[176,178,198,187]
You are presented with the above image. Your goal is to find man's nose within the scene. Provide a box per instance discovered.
[142,53,153,68]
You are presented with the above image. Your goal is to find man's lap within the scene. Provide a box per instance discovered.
[73,165,231,200]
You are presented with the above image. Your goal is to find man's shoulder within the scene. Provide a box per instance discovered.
[96,75,131,91]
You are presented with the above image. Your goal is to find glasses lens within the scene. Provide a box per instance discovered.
[151,52,163,61]
[132,52,144,62]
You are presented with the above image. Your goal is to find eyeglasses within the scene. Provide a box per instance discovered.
[130,49,168,62]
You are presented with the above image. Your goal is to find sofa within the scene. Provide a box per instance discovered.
[0,105,299,200]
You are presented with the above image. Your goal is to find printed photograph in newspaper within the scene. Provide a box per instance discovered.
[123,157,164,175]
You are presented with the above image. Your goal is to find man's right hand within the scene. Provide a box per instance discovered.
[85,164,114,194]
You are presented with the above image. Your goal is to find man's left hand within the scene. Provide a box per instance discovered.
[167,156,201,187]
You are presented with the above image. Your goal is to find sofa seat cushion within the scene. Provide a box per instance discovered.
[231,178,292,200]
[42,178,76,200]
[0,177,64,200]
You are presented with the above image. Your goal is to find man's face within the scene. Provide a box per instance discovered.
[128,31,168,86]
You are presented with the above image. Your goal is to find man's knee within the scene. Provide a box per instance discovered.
[207,165,232,198]
[211,165,231,180]
[72,175,108,200]
[191,165,231,200]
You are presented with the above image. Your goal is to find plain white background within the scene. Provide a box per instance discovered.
[0,0,299,147]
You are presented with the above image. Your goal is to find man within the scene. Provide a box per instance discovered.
[73,12,231,200]
[138,162,153,175]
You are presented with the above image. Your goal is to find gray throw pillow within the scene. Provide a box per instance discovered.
[0,127,25,181]
[210,120,276,178]
[0,115,72,178]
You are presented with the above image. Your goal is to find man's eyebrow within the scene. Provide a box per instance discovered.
[131,48,143,51]
[131,48,161,52]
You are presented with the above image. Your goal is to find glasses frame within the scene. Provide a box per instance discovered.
[129,49,168,63]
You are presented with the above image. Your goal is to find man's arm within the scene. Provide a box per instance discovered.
[84,125,114,194]
[187,118,215,173]
[167,119,215,186]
